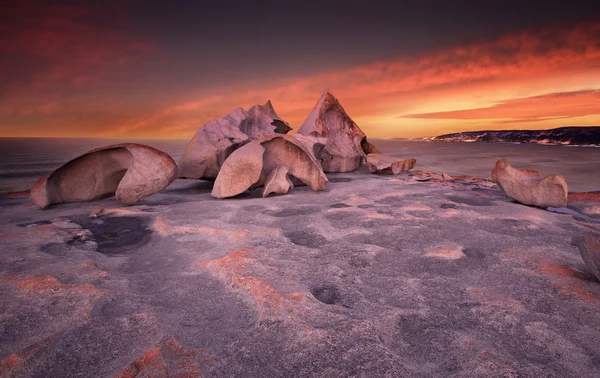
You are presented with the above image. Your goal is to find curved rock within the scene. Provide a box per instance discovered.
[212,135,328,199]
[178,101,290,180]
[572,233,600,281]
[290,133,327,163]
[31,143,177,208]
[296,92,375,172]
[262,165,294,197]
[366,153,416,175]
[493,159,568,208]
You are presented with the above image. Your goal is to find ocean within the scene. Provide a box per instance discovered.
[1,137,599,194]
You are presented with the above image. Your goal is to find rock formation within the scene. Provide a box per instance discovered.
[178,101,291,180]
[211,135,328,199]
[493,159,568,208]
[572,233,600,281]
[31,143,177,208]
[296,92,377,172]
[262,165,294,197]
[365,153,416,174]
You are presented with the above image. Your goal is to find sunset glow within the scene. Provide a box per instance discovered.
[1,2,599,139]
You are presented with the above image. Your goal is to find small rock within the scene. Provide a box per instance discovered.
[442,173,453,180]
[493,158,568,208]
[366,153,416,174]
[572,234,600,281]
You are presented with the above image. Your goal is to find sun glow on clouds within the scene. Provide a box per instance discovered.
[0,6,599,138]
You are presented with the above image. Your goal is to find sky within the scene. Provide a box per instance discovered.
[1,0,600,139]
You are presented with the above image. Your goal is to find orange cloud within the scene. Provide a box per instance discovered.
[1,17,600,138]
[0,1,155,118]
[111,21,600,139]
[400,90,600,121]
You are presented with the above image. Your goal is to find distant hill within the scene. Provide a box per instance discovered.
[433,127,600,146]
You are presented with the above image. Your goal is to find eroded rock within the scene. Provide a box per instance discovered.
[572,233,600,281]
[296,92,376,172]
[212,135,328,198]
[178,101,291,180]
[262,165,294,197]
[31,144,177,208]
[366,153,416,174]
[493,159,568,208]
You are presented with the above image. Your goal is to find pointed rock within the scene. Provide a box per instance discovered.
[30,144,177,208]
[262,165,294,197]
[297,92,373,172]
[493,159,568,208]
[178,101,290,180]
[366,153,416,174]
[211,135,328,199]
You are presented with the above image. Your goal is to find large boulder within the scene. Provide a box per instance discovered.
[211,135,328,199]
[296,92,376,172]
[493,159,568,208]
[572,233,600,281]
[366,153,416,174]
[178,101,291,180]
[31,143,177,208]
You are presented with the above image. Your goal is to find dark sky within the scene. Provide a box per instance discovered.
[1,0,600,137]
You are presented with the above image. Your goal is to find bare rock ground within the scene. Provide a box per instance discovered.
[1,168,599,377]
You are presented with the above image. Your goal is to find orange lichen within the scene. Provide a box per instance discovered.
[504,250,600,303]
[18,275,62,292]
[537,262,600,302]
[568,191,600,203]
[201,249,311,321]
[116,339,213,378]
[0,338,48,376]
[117,345,167,378]
[154,217,170,233]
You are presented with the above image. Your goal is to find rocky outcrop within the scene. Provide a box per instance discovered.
[211,135,328,198]
[296,92,376,172]
[262,165,294,197]
[493,159,568,208]
[178,101,291,180]
[572,233,600,281]
[30,144,177,208]
[365,153,416,174]
[434,126,600,146]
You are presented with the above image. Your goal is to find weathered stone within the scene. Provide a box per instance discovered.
[493,159,568,208]
[30,143,177,208]
[296,92,375,172]
[291,133,327,163]
[492,164,539,183]
[178,101,290,180]
[361,140,380,154]
[365,153,416,174]
[212,135,328,198]
[442,172,453,180]
[262,165,294,197]
[572,233,600,281]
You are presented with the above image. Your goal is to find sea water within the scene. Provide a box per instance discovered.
[0,137,598,193]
